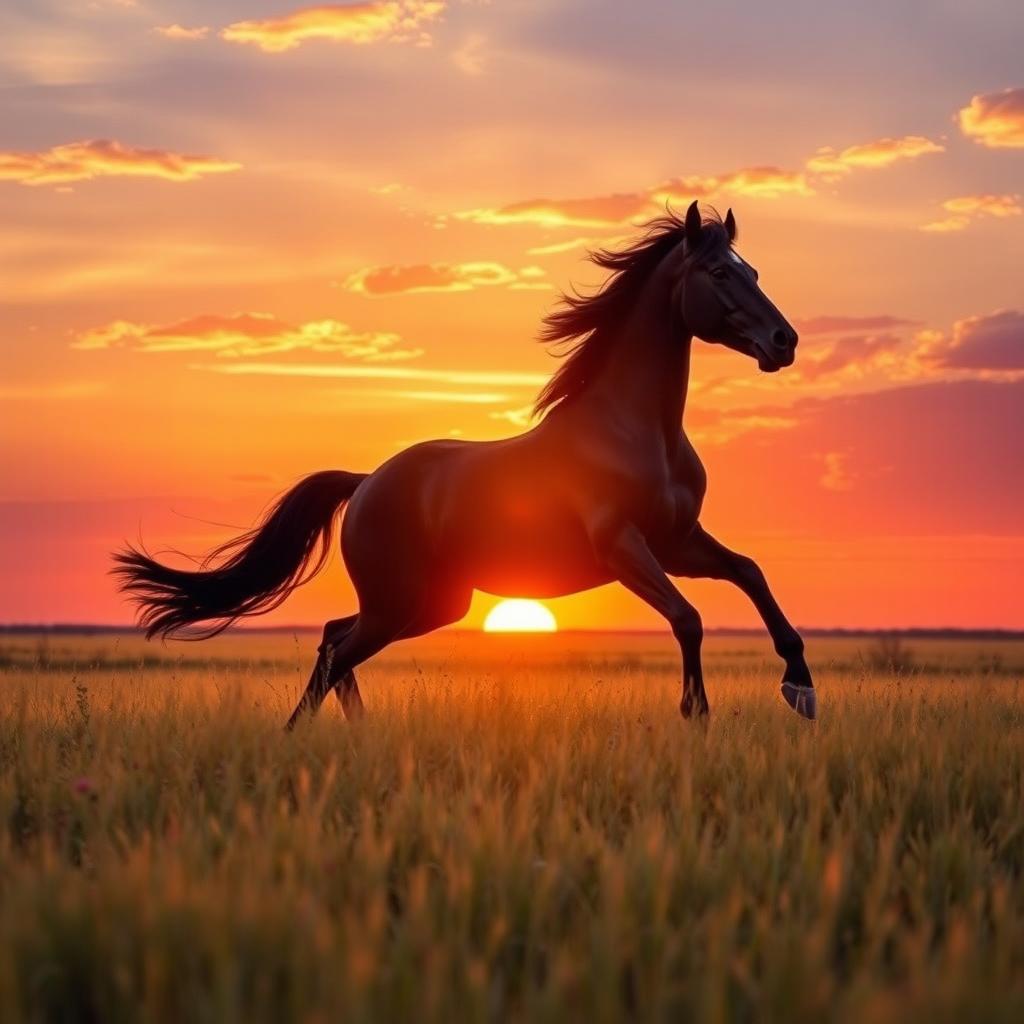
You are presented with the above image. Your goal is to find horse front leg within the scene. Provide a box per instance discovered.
[662,525,816,720]
[593,520,709,718]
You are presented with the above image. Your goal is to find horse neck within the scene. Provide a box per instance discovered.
[587,276,691,447]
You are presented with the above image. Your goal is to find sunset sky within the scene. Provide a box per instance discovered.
[2,0,1022,630]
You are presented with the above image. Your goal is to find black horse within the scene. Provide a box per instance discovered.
[115,201,817,726]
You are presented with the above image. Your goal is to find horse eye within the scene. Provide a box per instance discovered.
[710,267,728,281]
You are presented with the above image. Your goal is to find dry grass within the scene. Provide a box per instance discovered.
[1,631,1023,1022]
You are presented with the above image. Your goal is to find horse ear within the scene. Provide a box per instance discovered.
[684,200,703,248]
[724,207,737,242]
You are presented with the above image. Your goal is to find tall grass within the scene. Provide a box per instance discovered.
[1,633,1022,1022]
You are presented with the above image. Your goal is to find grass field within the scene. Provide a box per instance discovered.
[1,630,1023,1022]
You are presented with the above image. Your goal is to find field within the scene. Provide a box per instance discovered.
[1,629,1023,1023]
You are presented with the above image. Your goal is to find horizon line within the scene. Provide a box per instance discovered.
[2,623,1023,639]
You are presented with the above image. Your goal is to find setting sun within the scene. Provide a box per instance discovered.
[483,599,558,633]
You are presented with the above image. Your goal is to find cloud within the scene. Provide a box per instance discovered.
[457,166,811,229]
[192,362,550,387]
[344,261,548,294]
[72,313,421,361]
[806,135,944,175]
[819,451,854,492]
[221,1,446,53]
[0,140,240,186]
[921,193,1022,233]
[957,87,1024,149]
[653,166,813,202]
[456,192,653,229]
[154,25,210,41]
[920,216,971,234]
[794,315,917,335]
[489,405,535,428]
[526,236,605,256]
[687,411,797,446]
[372,389,509,404]
[916,310,1024,371]
[453,33,485,75]
[798,333,904,381]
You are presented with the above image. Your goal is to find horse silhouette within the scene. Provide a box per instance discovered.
[114,201,817,726]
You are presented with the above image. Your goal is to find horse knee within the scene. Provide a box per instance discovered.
[318,616,356,653]
[731,554,766,590]
[670,606,703,648]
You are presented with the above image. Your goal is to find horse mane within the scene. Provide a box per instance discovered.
[533,207,728,417]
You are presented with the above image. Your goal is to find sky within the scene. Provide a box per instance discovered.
[1,0,1023,631]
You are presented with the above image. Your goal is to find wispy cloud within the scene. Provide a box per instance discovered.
[456,192,652,229]
[73,313,420,361]
[192,362,550,387]
[526,236,605,256]
[456,129,950,233]
[654,167,812,202]
[794,315,918,335]
[797,333,904,381]
[154,25,210,41]
[344,261,548,294]
[920,193,1022,233]
[820,451,855,492]
[373,389,510,404]
[452,32,485,75]
[0,140,239,186]
[221,1,446,53]
[456,165,811,229]
[687,412,797,446]
[957,87,1024,149]
[488,405,534,428]
[806,135,944,175]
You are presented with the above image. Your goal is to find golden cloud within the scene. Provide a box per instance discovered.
[806,135,944,175]
[456,192,653,229]
[941,194,1022,217]
[345,261,548,294]
[0,139,240,186]
[654,166,813,202]
[458,166,811,230]
[154,25,210,41]
[921,193,1021,233]
[72,313,421,361]
[957,87,1024,149]
[222,1,446,53]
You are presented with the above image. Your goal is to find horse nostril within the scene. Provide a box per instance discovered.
[772,329,788,350]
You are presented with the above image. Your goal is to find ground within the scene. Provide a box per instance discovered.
[1,630,1023,1022]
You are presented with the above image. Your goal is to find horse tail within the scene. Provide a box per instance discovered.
[113,470,367,640]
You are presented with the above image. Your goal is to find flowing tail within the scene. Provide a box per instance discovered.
[113,470,367,640]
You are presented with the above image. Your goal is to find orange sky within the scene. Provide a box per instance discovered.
[2,1,1023,630]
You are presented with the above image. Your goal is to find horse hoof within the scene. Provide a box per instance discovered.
[781,681,817,721]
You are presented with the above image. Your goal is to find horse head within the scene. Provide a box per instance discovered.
[674,201,798,372]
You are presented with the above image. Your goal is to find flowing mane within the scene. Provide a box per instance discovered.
[533,208,729,417]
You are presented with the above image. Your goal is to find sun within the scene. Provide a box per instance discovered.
[483,599,558,633]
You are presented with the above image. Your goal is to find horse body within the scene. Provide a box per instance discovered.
[115,201,817,726]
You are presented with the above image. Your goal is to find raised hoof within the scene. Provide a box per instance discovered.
[781,681,817,721]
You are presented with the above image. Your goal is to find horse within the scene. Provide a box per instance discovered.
[114,200,817,727]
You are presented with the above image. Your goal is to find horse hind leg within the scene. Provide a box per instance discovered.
[286,615,359,729]
[285,611,405,730]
